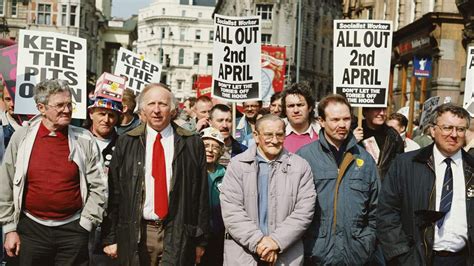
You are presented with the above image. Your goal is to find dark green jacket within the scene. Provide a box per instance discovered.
[101,122,209,265]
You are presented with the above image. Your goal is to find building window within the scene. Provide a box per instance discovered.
[261,34,271,44]
[180,28,185,41]
[80,7,85,28]
[161,27,166,39]
[162,8,165,15]
[61,5,67,25]
[177,80,184,91]
[193,53,200,65]
[179,49,184,65]
[195,29,201,40]
[37,4,52,25]
[312,44,317,68]
[0,0,4,16]
[207,53,212,66]
[159,48,163,64]
[328,50,333,73]
[198,12,202,18]
[320,48,325,71]
[209,30,214,41]
[70,5,77,26]
[181,10,186,16]
[11,0,17,17]
[256,4,272,20]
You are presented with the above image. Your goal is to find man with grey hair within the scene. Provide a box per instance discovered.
[101,83,209,265]
[0,79,108,265]
[220,114,316,264]
[378,103,474,265]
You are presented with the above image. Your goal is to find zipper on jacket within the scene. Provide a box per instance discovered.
[332,152,354,233]
[423,159,436,261]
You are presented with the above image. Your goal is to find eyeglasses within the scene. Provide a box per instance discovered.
[435,124,467,135]
[204,143,221,153]
[47,102,76,112]
[259,132,285,141]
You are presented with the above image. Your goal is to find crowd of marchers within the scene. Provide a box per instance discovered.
[0,80,474,266]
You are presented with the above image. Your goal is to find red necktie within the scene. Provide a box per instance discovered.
[152,133,168,219]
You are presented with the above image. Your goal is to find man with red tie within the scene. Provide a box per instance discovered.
[101,83,209,265]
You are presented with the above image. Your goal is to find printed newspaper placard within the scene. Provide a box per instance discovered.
[212,14,261,102]
[114,47,162,95]
[15,30,87,119]
[419,96,440,128]
[464,46,474,109]
[333,20,393,107]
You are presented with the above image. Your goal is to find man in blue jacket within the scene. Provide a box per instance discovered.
[297,94,379,265]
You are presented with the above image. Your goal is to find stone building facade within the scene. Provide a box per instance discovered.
[137,0,216,102]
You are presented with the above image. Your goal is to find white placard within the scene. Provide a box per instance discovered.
[464,46,474,109]
[333,20,393,107]
[15,30,87,119]
[212,14,261,102]
[419,96,440,127]
[114,47,162,95]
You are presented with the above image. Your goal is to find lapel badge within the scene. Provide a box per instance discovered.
[356,158,364,168]
[467,186,474,198]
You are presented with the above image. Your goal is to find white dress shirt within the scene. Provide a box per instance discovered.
[143,124,174,220]
[433,145,467,252]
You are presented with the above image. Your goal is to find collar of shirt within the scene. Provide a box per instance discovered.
[38,121,67,140]
[433,144,462,168]
[256,148,284,164]
[146,123,173,140]
[285,122,317,138]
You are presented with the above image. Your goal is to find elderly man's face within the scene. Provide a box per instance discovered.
[40,91,73,130]
[430,111,468,157]
[254,119,285,160]
[90,107,119,139]
[142,87,175,132]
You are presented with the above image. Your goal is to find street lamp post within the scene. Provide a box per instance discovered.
[296,0,302,83]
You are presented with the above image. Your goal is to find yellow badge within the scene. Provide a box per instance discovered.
[356,158,364,167]
[139,54,145,60]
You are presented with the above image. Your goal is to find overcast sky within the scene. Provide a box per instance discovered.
[112,0,151,18]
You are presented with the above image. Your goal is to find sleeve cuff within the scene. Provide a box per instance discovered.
[3,222,17,234]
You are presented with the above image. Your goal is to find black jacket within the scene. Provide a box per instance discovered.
[377,144,474,265]
[102,122,209,265]
[361,121,404,179]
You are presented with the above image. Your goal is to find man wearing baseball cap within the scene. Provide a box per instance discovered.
[86,97,122,265]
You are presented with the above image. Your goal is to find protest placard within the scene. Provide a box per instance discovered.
[212,14,261,102]
[0,45,18,103]
[333,20,393,107]
[467,99,474,116]
[114,48,161,95]
[15,30,87,119]
[95,72,126,102]
[464,46,474,109]
[419,96,440,128]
